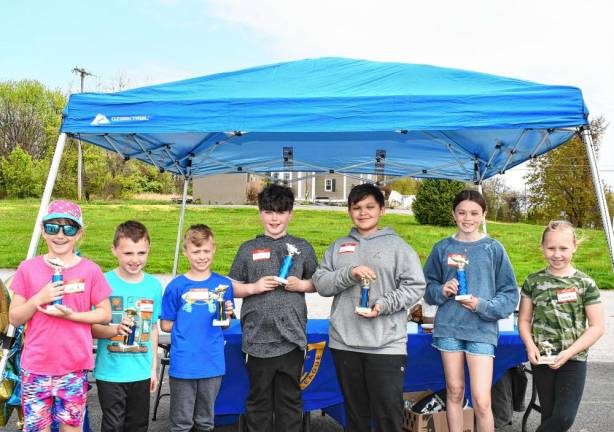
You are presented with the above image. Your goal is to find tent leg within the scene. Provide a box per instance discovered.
[172,177,190,277]
[581,128,614,271]
[27,133,68,259]
[311,172,316,203]
[5,133,68,383]
[477,183,488,235]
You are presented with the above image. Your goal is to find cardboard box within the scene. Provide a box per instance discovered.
[403,391,474,432]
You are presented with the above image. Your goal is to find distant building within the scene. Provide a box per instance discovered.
[192,174,256,205]
[388,190,415,210]
[192,172,380,205]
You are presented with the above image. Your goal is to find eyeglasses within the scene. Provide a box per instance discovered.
[43,223,80,237]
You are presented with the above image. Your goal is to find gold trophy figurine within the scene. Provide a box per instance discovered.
[212,284,230,327]
[538,340,557,364]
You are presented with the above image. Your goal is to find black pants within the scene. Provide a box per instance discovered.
[245,348,304,432]
[331,348,406,432]
[97,378,150,432]
[534,360,587,432]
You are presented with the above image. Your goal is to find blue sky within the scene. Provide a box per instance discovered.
[1,1,276,92]
[2,0,613,187]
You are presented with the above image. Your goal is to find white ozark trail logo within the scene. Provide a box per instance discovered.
[300,341,326,390]
[90,114,110,125]
[90,114,151,126]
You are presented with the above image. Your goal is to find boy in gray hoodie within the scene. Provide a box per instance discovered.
[313,183,425,432]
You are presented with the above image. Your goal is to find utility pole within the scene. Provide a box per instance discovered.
[72,67,93,200]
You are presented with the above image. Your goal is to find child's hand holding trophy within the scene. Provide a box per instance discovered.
[538,340,557,365]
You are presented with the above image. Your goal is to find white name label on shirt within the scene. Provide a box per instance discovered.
[136,299,154,312]
[63,279,85,293]
[557,287,577,303]
[252,249,271,261]
[339,243,357,254]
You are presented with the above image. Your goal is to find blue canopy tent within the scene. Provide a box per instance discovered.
[26,57,614,271]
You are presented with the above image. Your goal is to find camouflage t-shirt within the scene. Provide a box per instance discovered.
[521,268,600,361]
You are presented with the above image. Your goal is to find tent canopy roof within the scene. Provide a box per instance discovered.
[61,57,588,181]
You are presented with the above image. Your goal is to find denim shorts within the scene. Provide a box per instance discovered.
[432,337,495,357]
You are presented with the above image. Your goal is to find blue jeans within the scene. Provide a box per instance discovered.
[432,337,495,357]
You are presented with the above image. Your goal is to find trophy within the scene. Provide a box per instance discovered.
[355,277,373,314]
[47,257,64,309]
[123,308,138,346]
[274,243,300,285]
[451,255,472,301]
[538,340,557,364]
[212,284,230,327]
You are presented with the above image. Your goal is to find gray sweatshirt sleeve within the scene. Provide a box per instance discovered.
[475,243,519,321]
[423,244,449,306]
[312,243,357,297]
[375,246,426,315]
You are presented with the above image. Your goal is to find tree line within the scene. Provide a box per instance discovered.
[0,80,180,200]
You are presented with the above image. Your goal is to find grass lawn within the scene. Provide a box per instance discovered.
[1,199,612,288]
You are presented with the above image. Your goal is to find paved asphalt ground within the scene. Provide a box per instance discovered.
[2,270,613,431]
[6,363,612,431]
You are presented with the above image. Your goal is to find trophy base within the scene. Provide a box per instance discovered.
[538,355,557,365]
[455,294,473,301]
[355,306,372,314]
[274,276,288,285]
[109,343,145,353]
[212,319,230,327]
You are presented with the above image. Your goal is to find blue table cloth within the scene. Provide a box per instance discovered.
[214,319,527,416]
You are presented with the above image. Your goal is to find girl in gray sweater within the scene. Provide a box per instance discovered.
[424,190,518,432]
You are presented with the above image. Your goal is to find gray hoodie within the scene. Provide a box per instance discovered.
[313,227,426,354]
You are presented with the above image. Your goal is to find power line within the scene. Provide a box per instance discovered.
[71,67,94,201]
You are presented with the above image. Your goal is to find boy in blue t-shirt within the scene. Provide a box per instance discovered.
[160,224,234,432]
[93,220,163,432]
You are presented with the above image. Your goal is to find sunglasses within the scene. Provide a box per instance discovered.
[43,223,80,237]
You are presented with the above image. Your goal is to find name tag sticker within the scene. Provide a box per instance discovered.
[252,249,271,261]
[339,243,357,254]
[63,279,85,293]
[557,287,577,303]
[136,299,154,313]
[185,289,209,301]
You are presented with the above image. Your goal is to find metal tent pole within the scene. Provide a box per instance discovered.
[580,127,614,271]
[2,133,68,384]
[72,67,93,200]
[27,133,68,259]
[172,177,190,278]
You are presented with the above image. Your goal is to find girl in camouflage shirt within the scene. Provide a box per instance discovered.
[518,220,605,432]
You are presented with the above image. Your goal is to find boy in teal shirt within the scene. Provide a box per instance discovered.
[93,221,163,432]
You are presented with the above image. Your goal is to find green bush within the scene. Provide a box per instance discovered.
[0,146,46,198]
[413,179,466,226]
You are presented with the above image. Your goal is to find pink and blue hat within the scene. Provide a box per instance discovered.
[42,200,83,227]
